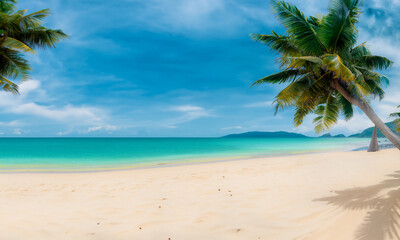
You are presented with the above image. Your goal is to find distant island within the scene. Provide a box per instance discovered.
[222,122,399,138]
[222,131,309,138]
[349,122,398,138]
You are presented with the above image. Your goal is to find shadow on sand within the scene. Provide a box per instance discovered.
[316,171,400,240]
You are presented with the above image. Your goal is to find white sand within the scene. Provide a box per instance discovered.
[0,149,399,240]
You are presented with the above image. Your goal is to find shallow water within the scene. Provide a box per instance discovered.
[0,137,370,171]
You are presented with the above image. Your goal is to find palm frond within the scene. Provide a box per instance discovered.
[313,93,340,133]
[0,75,18,94]
[252,69,304,86]
[394,119,400,132]
[272,0,326,55]
[307,16,321,26]
[3,37,35,53]
[0,5,67,94]
[338,93,354,120]
[390,106,400,132]
[364,78,385,100]
[283,56,323,68]
[273,73,312,113]
[0,0,16,13]
[350,67,372,98]
[15,10,48,30]
[356,66,389,87]
[320,0,361,52]
[21,8,51,22]
[251,32,301,56]
[356,55,393,70]
[293,106,313,126]
[11,27,68,48]
[323,54,355,82]
[351,42,371,58]
[0,48,30,79]
[293,75,331,126]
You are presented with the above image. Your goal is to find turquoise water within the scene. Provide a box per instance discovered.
[0,138,370,172]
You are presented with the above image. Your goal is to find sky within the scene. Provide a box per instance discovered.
[1,0,400,137]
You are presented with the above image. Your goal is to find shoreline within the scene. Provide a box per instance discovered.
[0,144,371,174]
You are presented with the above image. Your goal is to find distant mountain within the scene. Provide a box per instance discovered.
[349,122,399,138]
[320,133,346,138]
[222,131,308,138]
[221,122,399,139]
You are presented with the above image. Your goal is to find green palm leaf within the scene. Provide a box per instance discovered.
[0,4,67,93]
[320,0,360,52]
[250,32,301,56]
[356,66,389,86]
[313,93,340,133]
[0,75,18,94]
[272,0,326,55]
[338,94,353,120]
[3,37,35,53]
[252,69,304,86]
[283,56,323,68]
[356,55,393,70]
[350,42,371,58]
[0,0,16,13]
[390,106,400,132]
[0,47,30,79]
[273,73,312,113]
[323,54,355,82]
[11,27,67,48]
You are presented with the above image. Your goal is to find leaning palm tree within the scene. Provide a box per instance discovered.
[390,106,400,133]
[0,3,67,94]
[251,0,400,150]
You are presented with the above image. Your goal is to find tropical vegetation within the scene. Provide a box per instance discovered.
[0,0,67,94]
[251,0,400,149]
[390,106,400,132]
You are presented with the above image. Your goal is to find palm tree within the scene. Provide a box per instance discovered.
[251,0,400,150]
[390,106,400,133]
[0,2,67,94]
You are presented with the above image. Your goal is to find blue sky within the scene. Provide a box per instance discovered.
[2,0,399,137]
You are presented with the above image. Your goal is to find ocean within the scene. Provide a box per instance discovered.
[0,137,370,172]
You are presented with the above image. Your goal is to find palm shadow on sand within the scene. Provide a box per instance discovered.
[316,171,400,240]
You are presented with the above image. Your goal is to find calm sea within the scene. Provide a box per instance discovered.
[0,138,370,172]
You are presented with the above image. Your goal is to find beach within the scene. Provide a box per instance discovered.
[0,149,398,239]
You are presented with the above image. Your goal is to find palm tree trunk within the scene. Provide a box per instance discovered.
[368,126,379,152]
[332,80,400,150]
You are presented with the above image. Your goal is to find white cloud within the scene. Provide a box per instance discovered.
[13,129,22,135]
[0,80,116,135]
[244,101,273,108]
[7,81,100,122]
[221,126,243,130]
[332,114,374,135]
[85,125,118,133]
[170,105,204,112]
[166,104,211,125]
[10,103,102,122]
[0,120,23,127]
[57,130,71,136]
[371,0,400,8]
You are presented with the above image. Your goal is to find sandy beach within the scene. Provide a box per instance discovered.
[0,149,399,240]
